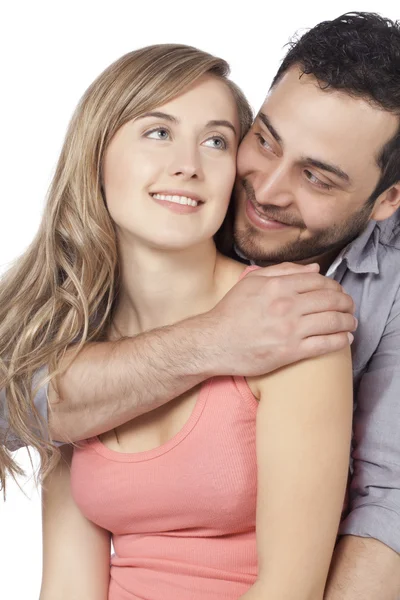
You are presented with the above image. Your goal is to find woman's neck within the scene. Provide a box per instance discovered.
[112,238,236,336]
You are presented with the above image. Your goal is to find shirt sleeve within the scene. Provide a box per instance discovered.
[339,286,400,553]
[0,367,62,451]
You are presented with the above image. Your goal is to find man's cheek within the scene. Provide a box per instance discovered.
[236,143,253,175]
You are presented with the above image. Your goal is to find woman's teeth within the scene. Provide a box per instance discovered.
[152,193,199,207]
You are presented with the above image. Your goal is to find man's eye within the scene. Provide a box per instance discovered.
[254,132,272,151]
[202,136,227,150]
[145,127,170,140]
[304,170,333,191]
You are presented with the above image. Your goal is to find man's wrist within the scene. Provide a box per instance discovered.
[174,311,221,379]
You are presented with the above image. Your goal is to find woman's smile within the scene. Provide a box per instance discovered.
[150,190,204,214]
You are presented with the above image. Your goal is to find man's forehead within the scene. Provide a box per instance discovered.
[256,76,398,173]
[260,67,398,143]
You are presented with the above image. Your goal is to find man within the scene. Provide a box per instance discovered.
[231,12,400,599]
[2,11,400,600]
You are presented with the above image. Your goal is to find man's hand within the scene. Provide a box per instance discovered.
[49,262,356,442]
[204,262,356,377]
[324,536,400,600]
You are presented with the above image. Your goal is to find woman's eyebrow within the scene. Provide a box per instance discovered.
[137,113,237,136]
[138,111,178,123]
[206,120,237,137]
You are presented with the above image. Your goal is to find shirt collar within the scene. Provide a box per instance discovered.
[325,246,348,277]
[334,211,400,275]
[337,220,380,275]
[234,244,255,265]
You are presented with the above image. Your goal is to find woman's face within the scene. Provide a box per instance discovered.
[103,75,240,251]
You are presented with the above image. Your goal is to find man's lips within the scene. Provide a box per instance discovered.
[245,198,293,231]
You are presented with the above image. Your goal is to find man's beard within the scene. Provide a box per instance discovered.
[233,178,373,265]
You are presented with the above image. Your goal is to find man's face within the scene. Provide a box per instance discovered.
[234,67,399,264]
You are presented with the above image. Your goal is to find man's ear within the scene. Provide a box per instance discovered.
[371,183,400,221]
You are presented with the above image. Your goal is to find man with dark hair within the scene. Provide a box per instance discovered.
[2,11,400,599]
[235,11,400,265]
[233,12,400,598]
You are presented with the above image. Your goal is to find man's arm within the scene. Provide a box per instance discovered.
[325,286,400,600]
[48,316,214,442]
[325,536,400,600]
[48,263,355,443]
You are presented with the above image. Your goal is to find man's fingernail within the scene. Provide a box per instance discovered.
[347,333,354,344]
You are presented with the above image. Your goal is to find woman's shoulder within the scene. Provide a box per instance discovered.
[248,346,352,403]
[214,255,259,306]
[216,253,259,281]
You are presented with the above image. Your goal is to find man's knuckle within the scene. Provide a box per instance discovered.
[327,278,342,291]
[277,317,295,339]
[271,297,292,317]
[265,277,282,296]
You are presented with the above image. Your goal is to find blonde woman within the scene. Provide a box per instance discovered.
[3,45,352,599]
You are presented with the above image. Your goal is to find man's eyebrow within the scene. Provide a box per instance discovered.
[138,111,178,123]
[257,112,282,144]
[302,157,351,184]
[258,111,351,184]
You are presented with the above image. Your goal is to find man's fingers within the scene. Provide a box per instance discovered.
[298,289,356,316]
[300,311,357,338]
[297,332,351,360]
[292,273,343,294]
[255,272,343,294]
[247,270,342,293]
[247,262,320,278]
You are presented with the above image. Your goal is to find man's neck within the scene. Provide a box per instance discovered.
[247,247,346,275]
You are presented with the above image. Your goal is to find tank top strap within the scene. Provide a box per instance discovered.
[238,265,261,280]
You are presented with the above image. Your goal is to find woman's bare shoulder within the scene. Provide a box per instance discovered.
[247,346,352,402]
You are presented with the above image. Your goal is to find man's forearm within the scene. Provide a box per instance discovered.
[324,535,400,600]
[49,314,215,442]
[47,264,355,443]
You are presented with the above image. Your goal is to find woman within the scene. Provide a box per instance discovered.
[4,45,352,599]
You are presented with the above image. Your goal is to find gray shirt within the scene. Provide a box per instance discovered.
[331,212,400,553]
[1,212,400,552]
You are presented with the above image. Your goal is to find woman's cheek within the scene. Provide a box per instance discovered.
[224,163,238,198]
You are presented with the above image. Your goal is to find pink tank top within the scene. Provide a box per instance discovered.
[71,268,259,599]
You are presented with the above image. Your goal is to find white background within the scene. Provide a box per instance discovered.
[1,1,399,598]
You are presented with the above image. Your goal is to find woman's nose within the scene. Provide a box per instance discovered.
[167,145,203,180]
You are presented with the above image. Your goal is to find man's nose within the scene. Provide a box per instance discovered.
[167,144,203,180]
[256,165,295,207]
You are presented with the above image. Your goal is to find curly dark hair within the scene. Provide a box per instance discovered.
[272,12,400,206]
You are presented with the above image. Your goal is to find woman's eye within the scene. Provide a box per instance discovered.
[145,127,170,140]
[203,136,227,150]
[304,170,333,191]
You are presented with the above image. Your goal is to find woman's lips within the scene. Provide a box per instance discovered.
[150,193,202,214]
[245,198,292,231]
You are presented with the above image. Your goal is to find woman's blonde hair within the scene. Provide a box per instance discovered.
[0,44,253,495]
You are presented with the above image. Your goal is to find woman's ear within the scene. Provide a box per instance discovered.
[371,183,400,221]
